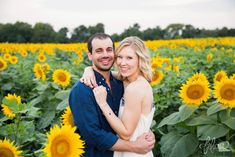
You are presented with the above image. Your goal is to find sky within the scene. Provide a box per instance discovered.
[0,0,235,34]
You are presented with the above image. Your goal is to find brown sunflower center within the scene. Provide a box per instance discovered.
[220,84,235,100]
[216,74,223,82]
[37,68,43,77]
[0,61,4,68]
[58,73,67,82]
[187,84,204,99]
[0,147,15,157]
[51,137,70,156]
[5,55,10,59]
[152,73,160,81]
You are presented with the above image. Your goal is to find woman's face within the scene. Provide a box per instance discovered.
[116,46,139,78]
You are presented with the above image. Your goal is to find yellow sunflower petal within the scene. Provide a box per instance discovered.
[0,139,22,157]
[33,63,46,80]
[214,79,235,108]
[52,69,71,88]
[10,56,18,64]
[44,125,84,157]
[179,80,210,106]
[38,54,47,62]
[214,70,228,84]
[61,107,75,127]
[0,58,8,71]
[1,104,16,118]
[187,72,209,86]
[151,71,164,86]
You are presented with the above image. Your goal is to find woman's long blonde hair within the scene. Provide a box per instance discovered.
[115,36,152,82]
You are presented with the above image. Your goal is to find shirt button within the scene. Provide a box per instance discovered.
[107,88,109,91]
[102,78,105,81]
[98,82,101,84]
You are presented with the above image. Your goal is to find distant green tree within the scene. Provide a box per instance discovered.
[143,26,164,40]
[31,23,56,43]
[71,25,88,42]
[0,22,33,42]
[71,23,104,42]
[164,23,184,39]
[182,24,196,38]
[120,23,143,39]
[56,27,69,43]
[111,33,121,42]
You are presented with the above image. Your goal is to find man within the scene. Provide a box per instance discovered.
[69,33,155,157]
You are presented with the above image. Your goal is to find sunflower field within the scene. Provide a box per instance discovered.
[0,37,235,157]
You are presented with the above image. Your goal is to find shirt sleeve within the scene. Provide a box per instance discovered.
[69,82,118,151]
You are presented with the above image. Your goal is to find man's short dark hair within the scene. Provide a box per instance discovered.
[87,33,115,53]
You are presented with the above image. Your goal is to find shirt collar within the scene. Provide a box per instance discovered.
[94,69,114,83]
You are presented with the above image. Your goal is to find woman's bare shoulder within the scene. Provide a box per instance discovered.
[125,77,151,95]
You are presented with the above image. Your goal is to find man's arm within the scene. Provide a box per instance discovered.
[69,82,118,150]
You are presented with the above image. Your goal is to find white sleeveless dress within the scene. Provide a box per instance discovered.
[114,97,155,157]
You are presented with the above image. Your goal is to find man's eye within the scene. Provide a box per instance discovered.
[107,48,113,52]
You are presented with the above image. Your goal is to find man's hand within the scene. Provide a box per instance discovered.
[132,132,155,154]
[145,131,155,142]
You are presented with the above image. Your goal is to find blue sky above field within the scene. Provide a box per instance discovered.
[0,0,234,34]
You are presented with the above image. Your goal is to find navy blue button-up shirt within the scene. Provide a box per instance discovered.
[69,70,124,157]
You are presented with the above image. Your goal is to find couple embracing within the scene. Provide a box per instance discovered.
[69,33,155,157]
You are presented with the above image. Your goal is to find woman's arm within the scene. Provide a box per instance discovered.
[93,85,142,140]
[80,67,120,88]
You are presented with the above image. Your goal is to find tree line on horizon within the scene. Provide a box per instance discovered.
[0,21,235,43]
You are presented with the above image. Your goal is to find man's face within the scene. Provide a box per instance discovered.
[88,38,115,72]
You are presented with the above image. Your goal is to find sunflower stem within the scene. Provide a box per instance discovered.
[14,113,21,145]
[226,108,231,141]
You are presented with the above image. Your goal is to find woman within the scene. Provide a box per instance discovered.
[82,36,154,157]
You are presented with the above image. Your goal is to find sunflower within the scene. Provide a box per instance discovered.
[0,58,7,71]
[206,53,213,61]
[5,93,21,104]
[10,56,18,64]
[151,71,164,86]
[173,65,179,72]
[42,63,50,72]
[179,80,210,106]
[0,139,22,157]
[187,72,209,86]
[214,70,228,84]
[214,79,235,108]
[53,69,71,87]
[230,74,235,80]
[3,53,11,61]
[33,63,46,81]
[38,54,47,62]
[1,93,21,118]
[61,107,75,127]
[1,104,16,118]
[44,125,84,157]
[20,50,28,57]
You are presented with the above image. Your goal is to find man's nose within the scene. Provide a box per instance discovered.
[102,50,109,56]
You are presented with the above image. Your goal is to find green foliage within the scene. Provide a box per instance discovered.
[0,41,235,156]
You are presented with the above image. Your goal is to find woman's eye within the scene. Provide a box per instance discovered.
[127,56,133,60]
